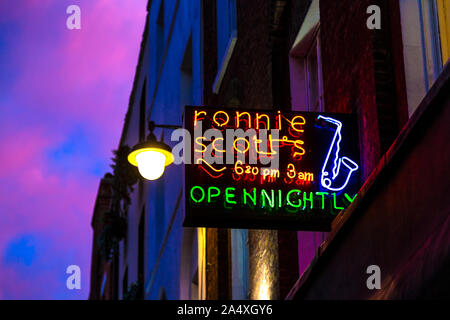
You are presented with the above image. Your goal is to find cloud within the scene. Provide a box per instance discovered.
[1,232,88,300]
[0,0,147,299]
[4,234,36,266]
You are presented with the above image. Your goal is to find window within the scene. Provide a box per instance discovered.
[289,31,324,112]
[231,229,249,300]
[437,0,450,64]
[305,35,323,112]
[122,266,128,298]
[139,79,147,142]
[191,268,199,300]
[155,0,165,81]
[138,207,145,299]
[289,0,323,112]
[400,0,450,116]
[180,228,198,300]
[180,35,193,111]
[155,177,165,247]
[217,0,237,65]
[100,272,107,299]
[297,231,326,276]
[419,0,444,89]
[213,0,237,93]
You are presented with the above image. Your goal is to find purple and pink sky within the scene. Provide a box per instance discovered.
[0,0,147,299]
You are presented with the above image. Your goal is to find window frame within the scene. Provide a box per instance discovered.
[305,31,324,112]
[212,0,238,94]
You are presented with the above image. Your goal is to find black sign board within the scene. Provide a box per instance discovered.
[183,106,360,231]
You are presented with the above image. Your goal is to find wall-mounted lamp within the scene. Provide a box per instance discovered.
[128,121,180,180]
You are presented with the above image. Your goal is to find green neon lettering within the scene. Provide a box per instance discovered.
[190,186,205,203]
[315,192,329,210]
[278,190,283,208]
[332,193,344,210]
[208,186,221,203]
[286,190,302,208]
[303,192,314,210]
[261,189,275,208]
[344,193,357,203]
[225,187,237,205]
[243,188,256,206]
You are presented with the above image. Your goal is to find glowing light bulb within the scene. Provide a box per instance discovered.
[135,150,166,180]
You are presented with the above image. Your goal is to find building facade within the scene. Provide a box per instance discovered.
[90,0,450,300]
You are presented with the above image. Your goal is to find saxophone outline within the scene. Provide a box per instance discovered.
[317,115,359,192]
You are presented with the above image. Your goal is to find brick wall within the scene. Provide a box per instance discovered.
[203,0,273,109]
[319,0,408,180]
[320,0,380,180]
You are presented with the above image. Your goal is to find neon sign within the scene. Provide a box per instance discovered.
[317,115,359,192]
[184,106,360,231]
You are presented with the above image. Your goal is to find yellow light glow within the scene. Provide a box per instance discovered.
[256,277,271,300]
[128,147,174,167]
[135,150,166,180]
[128,145,174,180]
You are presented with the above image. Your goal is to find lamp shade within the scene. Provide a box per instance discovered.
[128,139,174,180]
